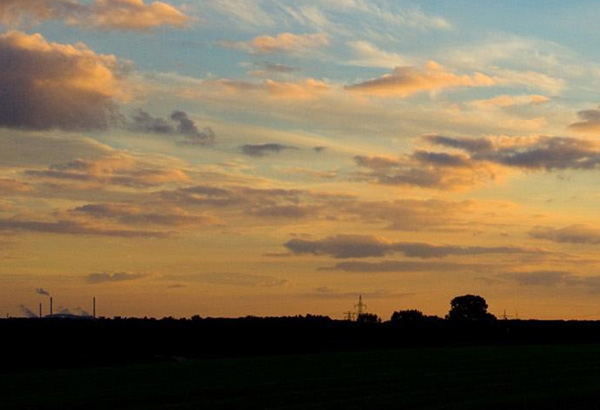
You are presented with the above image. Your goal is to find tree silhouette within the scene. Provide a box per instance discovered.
[447,295,496,322]
[391,309,425,323]
[357,313,380,324]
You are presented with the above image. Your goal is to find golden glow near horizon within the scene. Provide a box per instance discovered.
[4,1,600,320]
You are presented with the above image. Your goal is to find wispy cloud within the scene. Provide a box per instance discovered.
[346,61,496,97]
[241,143,299,157]
[223,32,329,55]
[285,234,545,259]
[0,0,190,32]
[346,40,410,68]
[318,260,483,273]
[530,225,600,245]
[86,272,148,284]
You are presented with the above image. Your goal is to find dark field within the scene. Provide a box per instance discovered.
[4,344,600,410]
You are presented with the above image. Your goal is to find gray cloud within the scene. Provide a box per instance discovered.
[500,270,600,293]
[72,203,214,227]
[285,234,543,259]
[428,135,600,171]
[251,205,314,218]
[129,110,215,145]
[158,184,311,219]
[0,31,124,131]
[26,155,189,188]
[318,260,481,273]
[354,153,491,190]
[502,270,572,286]
[356,134,600,190]
[86,272,148,284]
[130,109,172,134]
[530,225,600,244]
[241,143,298,157]
[568,106,600,134]
[35,288,51,297]
[0,218,168,238]
[424,135,494,153]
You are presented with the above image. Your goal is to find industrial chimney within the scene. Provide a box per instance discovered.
[49,297,53,316]
[93,297,96,318]
[39,303,42,318]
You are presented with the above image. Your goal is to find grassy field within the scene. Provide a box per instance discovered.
[4,344,600,409]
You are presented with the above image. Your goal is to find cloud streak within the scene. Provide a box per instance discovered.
[530,225,600,245]
[72,203,214,227]
[285,234,543,259]
[223,32,329,55]
[86,272,148,283]
[501,270,600,293]
[318,260,481,273]
[0,217,169,238]
[0,0,190,32]
[241,143,299,157]
[26,154,189,188]
[356,134,600,190]
[346,61,496,97]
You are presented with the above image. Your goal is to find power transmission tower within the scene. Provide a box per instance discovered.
[355,295,367,316]
[343,311,356,321]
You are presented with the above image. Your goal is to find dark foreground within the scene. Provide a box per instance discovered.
[4,344,600,410]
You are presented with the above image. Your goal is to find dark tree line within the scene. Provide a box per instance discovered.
[391,294,496,326]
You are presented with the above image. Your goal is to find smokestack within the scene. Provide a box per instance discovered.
[39,303,42,318]
[50,297,53,316]
[93,297,96,318]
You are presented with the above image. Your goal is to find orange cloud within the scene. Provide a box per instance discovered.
[223,32,330,55]
[568,106,600,134]
[199,78,332,100]
[471,94,550,108]
[0,0,189,32]
[345,61,497,97]
[354,153,497,191]
[26,154,189,188]
[0,179,31,193]
[88,0,189,32]
[0,31,125,130]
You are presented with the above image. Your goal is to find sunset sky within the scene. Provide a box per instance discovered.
[5,0,600,320]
